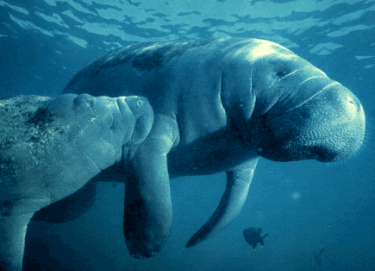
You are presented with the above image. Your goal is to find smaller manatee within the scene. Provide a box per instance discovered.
[0,94,153,271]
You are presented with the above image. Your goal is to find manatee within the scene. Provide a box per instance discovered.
[63,38,366,258]
[0,94,153,271]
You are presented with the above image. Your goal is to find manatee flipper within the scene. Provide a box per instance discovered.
[0,214,34,271]
[0,198,50,271]
[124,115,176,259]
[186,158,259,247]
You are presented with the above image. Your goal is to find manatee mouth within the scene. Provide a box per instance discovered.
[314,146,344,162]
[256,130,354,162]
[276,136,351,162]
[256,137,333,162]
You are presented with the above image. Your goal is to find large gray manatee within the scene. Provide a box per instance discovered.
[63,38,366,259]
[0,94,153,271]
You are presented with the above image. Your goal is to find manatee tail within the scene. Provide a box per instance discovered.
[0,213,34,271]
[186,158,258,248]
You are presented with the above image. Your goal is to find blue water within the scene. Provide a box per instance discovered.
[1,1,375,270]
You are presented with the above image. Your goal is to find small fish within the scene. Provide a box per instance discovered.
[243,227,269,249]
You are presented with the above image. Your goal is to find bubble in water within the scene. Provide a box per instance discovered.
[291,191,301,200]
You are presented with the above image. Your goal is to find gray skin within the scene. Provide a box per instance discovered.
[0,94,153,271]
[63,38,366,259]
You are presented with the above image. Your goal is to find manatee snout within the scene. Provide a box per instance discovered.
[256,83,365,162]
[311,84,365,161]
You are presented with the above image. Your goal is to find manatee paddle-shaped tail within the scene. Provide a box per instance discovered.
[186,158,259,247]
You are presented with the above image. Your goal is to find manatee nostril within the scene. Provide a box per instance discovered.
[348,97,356,106]
[346,96,359,113]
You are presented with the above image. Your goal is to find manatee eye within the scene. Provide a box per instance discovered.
[74,95,94,108]
[276,69,290,78]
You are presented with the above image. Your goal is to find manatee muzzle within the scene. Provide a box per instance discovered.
[258,79,365,162]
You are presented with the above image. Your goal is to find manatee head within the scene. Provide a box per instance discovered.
[45,93,154,169]
[0,94,153,202]
[249,41,365,162]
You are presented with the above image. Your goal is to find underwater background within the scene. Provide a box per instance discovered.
[1,0,374,270]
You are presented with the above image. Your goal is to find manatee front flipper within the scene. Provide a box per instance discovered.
[186,157,259,247]
[0,198,50,271]
[124,115,177,259]
[0,214,34,271]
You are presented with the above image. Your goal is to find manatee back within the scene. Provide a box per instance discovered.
[0,96,57,198]
[0,95,99,201]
